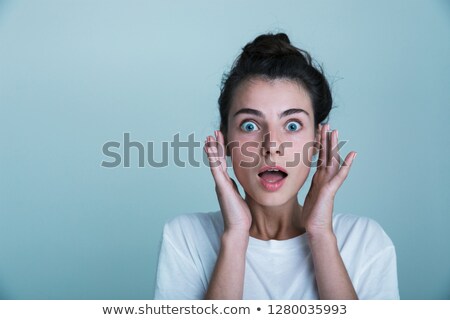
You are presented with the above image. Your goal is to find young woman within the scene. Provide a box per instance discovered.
[154,33,399,300]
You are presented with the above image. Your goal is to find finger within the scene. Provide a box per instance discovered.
[215,130,228,172]
[204,135,228,185]
[325,126,333,168]
[318,124,328,169]
[330,151,357,190]
[204,136,221,171]
[329,129,339,175]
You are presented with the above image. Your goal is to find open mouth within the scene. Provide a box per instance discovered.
[257,169,288,183]
[257,167,288,192]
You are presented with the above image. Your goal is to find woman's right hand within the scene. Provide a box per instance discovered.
[204,130,252,235]
[204,130,250,299]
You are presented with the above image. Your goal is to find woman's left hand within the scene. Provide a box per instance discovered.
[298,124,357,237]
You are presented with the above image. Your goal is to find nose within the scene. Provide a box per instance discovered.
[261,131,282,156]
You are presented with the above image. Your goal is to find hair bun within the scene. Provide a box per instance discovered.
[242,32,298,57]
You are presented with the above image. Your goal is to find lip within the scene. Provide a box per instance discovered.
[258,174,286,192]
[257,165,288,175]
[257,165,288,192]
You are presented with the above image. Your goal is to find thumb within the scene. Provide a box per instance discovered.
[230,178,240,195]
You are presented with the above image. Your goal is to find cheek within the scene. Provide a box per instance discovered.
[231,146,261,172]
[228,135,261,167]
[303,140,318,165]
[231,162,254,192]
[229,142,260,186]
[282,139,315,168]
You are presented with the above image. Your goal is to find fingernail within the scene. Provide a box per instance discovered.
[353,152,357,160]
[336,130,339,139]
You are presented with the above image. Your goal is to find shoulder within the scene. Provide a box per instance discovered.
[333,214,399,299]
[332,213,394,249]
[164,210,223,232]
[162,210,224,243]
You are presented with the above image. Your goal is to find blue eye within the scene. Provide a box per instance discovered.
[241,121,258,132]
[286,121,301,131]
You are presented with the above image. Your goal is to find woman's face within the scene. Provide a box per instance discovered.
[226,77,319,207]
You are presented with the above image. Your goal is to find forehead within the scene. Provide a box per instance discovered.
[229,77,313,118]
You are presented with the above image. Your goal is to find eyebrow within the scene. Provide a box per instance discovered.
[232,107,310,119]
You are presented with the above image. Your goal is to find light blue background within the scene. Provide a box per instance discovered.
[1,0,449,299]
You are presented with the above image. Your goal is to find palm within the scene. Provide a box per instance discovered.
[204,130,252,232]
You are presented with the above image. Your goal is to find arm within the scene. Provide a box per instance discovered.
[205,231,249,299]
[203,130,252,299]
[298,124,358,299]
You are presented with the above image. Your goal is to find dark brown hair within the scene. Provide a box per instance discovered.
[218,32,332,142]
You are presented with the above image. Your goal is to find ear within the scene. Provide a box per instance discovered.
[312,124,323,156]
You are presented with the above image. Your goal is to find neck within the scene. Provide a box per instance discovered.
[245,193,305,240]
